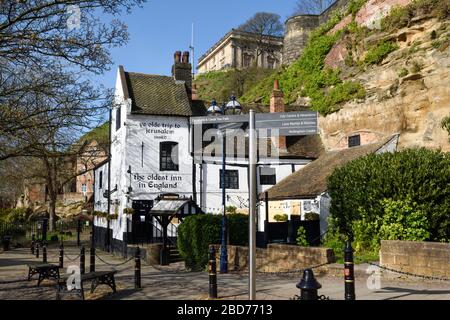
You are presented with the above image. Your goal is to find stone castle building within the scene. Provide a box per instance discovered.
[197,0,354,71]
[196,29,283,74]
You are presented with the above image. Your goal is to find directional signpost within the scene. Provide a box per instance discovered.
[190,110,318,300]
[255,111,318,135]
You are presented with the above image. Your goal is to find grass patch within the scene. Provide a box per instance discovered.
[364,41,399,65]
[381,0,449,32]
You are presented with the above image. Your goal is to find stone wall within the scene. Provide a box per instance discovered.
[283,15,319,65]
[380,240,450,278]
[214,244,334,273]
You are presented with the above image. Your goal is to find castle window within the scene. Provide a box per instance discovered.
[348,135,361,148]
[160,141,179,171]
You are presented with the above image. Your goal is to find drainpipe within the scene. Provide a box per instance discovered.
[106,107,112,252]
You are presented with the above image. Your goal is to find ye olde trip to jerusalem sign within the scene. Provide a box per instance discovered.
[125,117,190,194]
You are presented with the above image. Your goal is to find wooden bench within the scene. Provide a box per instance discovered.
[27,263,60,286]
[56,270,117,300]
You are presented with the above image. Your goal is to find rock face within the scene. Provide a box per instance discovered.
[319,18,450,152]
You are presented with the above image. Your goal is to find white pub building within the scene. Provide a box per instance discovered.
[93,51,323,255]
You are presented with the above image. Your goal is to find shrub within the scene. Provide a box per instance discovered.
[273,214,288,222]
[381,0,449,32]
[304,212,320,221]
[177,214,248,270]
[441,115,450,140]
[241,8,365,115]
[346,0,367,17]
[398,68,409,77]
[364,41,398,65]
[327,148,450,245]
[296,226,309,247]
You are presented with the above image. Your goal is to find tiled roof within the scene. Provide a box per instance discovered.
[262,135,398,200]
[124,72,194,117]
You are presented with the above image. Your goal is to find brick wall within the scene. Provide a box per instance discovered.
[214,244,334,273]
[380,240,450,278]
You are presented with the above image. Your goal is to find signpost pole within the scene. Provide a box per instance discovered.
[220,130,228,273]
[248,109,257,300]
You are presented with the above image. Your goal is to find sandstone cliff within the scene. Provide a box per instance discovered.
[320,16,450,152]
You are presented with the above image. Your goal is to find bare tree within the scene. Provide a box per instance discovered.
[237,12,284,59]
[0,0,144,160]
[292,0,336,15]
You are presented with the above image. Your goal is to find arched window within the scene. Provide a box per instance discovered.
[160,141,179,171]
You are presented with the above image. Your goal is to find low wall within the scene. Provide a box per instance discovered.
[214,244,334,273]
[380,240,450,278]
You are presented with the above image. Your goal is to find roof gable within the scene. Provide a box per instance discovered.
[263,135,398,200]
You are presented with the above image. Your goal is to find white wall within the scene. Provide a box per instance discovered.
[198,161,307,215]
[93,162,109,228]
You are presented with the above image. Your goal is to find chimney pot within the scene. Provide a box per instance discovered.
[182,51,190,63]
[274,79,279,90]
[174,51,182,63]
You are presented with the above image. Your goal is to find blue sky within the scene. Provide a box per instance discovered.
[95,0,298,90]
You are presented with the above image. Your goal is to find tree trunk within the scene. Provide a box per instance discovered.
[44,157,58,232]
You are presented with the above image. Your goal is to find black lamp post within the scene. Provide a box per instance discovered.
[207,96,242,274]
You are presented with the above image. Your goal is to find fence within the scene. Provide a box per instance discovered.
[0,219,91,244]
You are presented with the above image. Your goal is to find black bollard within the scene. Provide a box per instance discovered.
[344,241,356,300]
[77,219,81,247]
[90,246,95,273]
[134,247,141,289]
[59,242,64,269]
[35,242,40,258]
[31,235,35,255]
[209,245,218,299]
[80,246,85,275]
[296,269,322,300]
[42,244,47,263]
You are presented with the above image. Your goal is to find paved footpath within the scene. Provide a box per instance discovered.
[0,246,449,300]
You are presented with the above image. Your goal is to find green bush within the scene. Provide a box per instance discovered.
[346,0,367,17]
[327,148,450,248]
[364,41,398,65]
[304,212,320,221]
[441,115,450,140]
[273,214,288,222]
[0,208,32,223]
[177,214,248,270]
[241,10,365,115]
[296,226,309,247]
[381,0,449,32]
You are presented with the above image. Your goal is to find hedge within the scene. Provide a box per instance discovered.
[177,214,248,270]
[327,148,450,249]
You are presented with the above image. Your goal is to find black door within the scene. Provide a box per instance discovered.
[131,200,154,244]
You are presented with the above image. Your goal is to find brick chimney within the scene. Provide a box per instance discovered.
[172,50,192,95]
[270,79,287,152]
